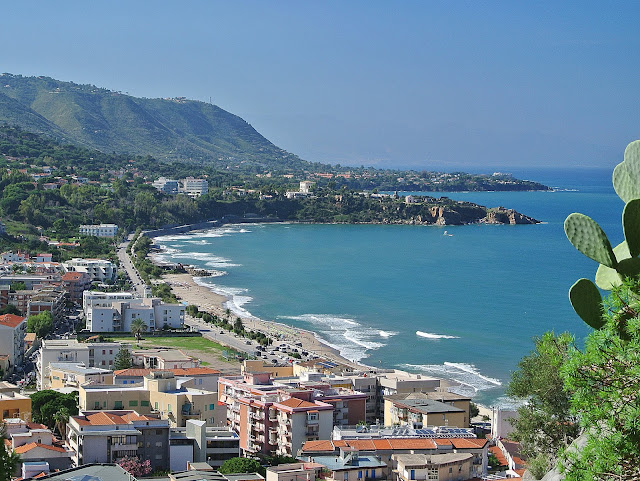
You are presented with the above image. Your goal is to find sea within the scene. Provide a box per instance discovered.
[153,167,623,406]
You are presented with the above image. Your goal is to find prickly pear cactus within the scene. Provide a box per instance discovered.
[565,140,640,329]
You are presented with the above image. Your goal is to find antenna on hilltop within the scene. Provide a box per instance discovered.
[209,96,212,104]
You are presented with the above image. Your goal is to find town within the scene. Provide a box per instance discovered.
[0,222,525,481]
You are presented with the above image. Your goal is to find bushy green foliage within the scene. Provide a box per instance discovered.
[219,457,263,475]
[113,348,132,370]
[26,311,54,338]
[507,332,580,472]
[30,390,78,429]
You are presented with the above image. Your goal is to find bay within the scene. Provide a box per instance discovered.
[155,167,623,405]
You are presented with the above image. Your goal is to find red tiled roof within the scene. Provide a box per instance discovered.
[61,272,85,281]
[302,437,483,453]
[301,440,334,452]
[489,446,508,466]
[14,442,67,454]
[277,398,319,409]
[0,314,25,328]
[113,368,153,377]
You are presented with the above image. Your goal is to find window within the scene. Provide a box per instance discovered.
[410,470,415,480]
[101,360,106,366]
[344,474,348,481]
[114,401,123,409]
[109,350,113,354]
[168,404,172,413]
[358,472,362,479]
[209,404,215,411]
[155,441,163,447]
[156,429,163,435]
[449,468,452,473]
[129,400,138,407]
[154,402,159,410]
[102,350,106,355]
[141,401,150,407]
[94,402,100,409]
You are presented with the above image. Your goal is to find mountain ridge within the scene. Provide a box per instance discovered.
[0,73,300,169]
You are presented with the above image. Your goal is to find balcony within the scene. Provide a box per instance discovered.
[254,422,265,432]
[250,411,265,420]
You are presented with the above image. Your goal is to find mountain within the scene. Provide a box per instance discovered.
[0,73,301,169]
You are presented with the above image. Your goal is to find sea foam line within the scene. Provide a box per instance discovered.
[416,330,460,339]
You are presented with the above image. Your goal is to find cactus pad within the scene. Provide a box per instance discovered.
[613,141,640,203]
[595,241,631,290]
[569,278,605,329]
[623,199,640,257]
[564,213,616,268]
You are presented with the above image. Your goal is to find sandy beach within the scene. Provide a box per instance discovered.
[161,272,360,369]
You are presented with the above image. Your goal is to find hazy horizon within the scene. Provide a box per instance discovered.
[3,1,639,171]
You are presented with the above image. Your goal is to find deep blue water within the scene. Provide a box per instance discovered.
[154,167,623,405]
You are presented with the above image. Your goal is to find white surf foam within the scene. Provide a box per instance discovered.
[379,330,398,338]
[402,362,502,397]
[416,330,460,339]
[193,277,257,319]
[278,314,385,363]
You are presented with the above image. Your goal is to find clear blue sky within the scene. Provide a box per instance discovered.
[2,1,639,170]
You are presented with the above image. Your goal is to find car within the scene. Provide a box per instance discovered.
[220,331,224,334]
[271,359,278,364]
[246,340,252,345]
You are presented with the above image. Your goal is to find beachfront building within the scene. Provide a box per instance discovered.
[36,339,131,389]
[64,258,117,282]
[153,177,180,194]
[0,313,27,369]
[180,177,209,197]
[84,293,185,332]
[79,223,119,237]
[47,362,113,389]
[66,410,170,470]
[301,437,489,479]
[79,371,224,428]
[384,392,469,428]
[392,453,474,481]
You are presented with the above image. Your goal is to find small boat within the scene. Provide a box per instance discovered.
[443,230,453,237]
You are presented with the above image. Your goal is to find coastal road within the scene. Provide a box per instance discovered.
[117,233,147,297]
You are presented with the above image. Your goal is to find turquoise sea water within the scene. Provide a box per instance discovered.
[154,168,622,405]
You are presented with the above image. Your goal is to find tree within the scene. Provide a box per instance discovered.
[233,317,244,333]
[0,305,20,316]
[560,278,640,480]
[26,311,53,338]
[118,455,152,478]
[53,407,70,438]
[219,457,263,475]
[0,424,20,481]
[31,390,78,429]
[469,402,479,419]
[506,331,579,474]
[113,348,132,370]
[130,318,148,344]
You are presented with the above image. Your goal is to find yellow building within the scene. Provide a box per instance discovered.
[393,452,474,481]
[384,392,468,428]
[0,390,32,420]
[79,371,224,427]
[48,363,113,389]
[242,360,294,378]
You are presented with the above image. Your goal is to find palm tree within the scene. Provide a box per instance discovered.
[130,318,148,345]
[53,407,70,438]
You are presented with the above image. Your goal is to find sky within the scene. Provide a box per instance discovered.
[2,1,640,171]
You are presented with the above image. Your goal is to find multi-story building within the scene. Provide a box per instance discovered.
[305,447,387,481]
[0,390,32,420]
[170,421,240,471]
[5,419,73,472]
[0,284,8,311]
[64,258,117,282]
[66,410,170,470]
[1,274,61,291]
[48,362,113,389]
[114,367,220,391]
[26,287,66,321]
[265,462,322,481]
[180,177,209,197]
[384,392,469,428]
[36,339,131,389]
[218,373,334,457]
[79,371,223,428]
[0,313,27,369]
[153,177,180,194]
[86,296,185,332]
[78,224,119,238]
[61,272,92,302]
[82,291,135,311]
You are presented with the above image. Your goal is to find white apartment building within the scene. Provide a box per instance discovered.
[82,291,135,311]
[64,258,117,282]
[79,224,119,238]
[36,339,131,389]
[0,314,26,369]
[180,177,208,197]
[85,295,185,332]
[152,177,180,194]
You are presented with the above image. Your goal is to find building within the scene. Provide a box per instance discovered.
[0,390,31,420]
[0,313,27,369]
[265,462,322,481]
[66,410,170,470]
[306,447,387,481]
[170,421,240,471]
[218,373,334,457]
[5,419,73,472]
[115,367,220,391]
[32,464,135,481]
[301,438,488,479]
[1,274,61,291]
[332,424,476,441]
[27,287,66,321]
[61,271,92,302]
[181,177,209,197]
[36,339,131,389]
[83,290,135,310]
[392,453,474,481]
[79,224,119,237]
[79,371,223,428]
[48,362,114,389]
[153,177,180,194]
[64,258,117,282]
[384,393,468,428]
[132,349,198,369]
[86,296,185,332]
